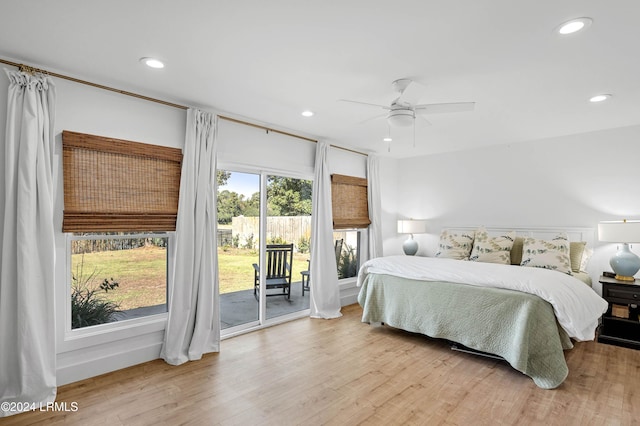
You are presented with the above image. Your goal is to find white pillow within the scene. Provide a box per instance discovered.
[520,233,572,275]
[435,229,475,260]
[469,227,516,264]
[580,247,593,272]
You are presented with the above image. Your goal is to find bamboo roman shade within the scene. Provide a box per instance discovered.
[331,174,371,229]
[62,131,182,232]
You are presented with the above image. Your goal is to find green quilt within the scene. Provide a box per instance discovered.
[358,273,574,389]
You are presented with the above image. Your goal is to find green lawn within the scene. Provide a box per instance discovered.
[217,247,309,293]
[71,246,310,310]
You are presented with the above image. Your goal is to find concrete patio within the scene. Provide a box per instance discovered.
[120,280,310,329]
[220,280,311,328]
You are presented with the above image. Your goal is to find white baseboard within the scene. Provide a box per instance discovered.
[57,341,162,386]
[341,293,359,306]
[340,281,360,306]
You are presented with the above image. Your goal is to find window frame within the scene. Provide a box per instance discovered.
[217,161,314,338]
[335,228,369,285]
[62,232,175,345]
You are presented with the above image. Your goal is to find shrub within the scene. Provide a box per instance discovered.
[298,235,310,254]
[244,233,255,250]
[71,257,121,329]
[338,244,358,279]
[268,236,288,245]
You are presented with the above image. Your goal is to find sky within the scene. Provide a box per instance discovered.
[220,171,259,198]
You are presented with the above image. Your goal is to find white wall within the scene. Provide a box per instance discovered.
[380,124,640,294]
[378,155,400,253]
[218,118,315,176]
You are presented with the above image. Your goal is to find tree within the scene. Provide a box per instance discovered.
[243,192,260,217]
[216,175,312,223]
[266,177,312,216]
[216,170,231,187]
[217,190,244,224]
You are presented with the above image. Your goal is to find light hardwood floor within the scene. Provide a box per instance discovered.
[4,304,640,425]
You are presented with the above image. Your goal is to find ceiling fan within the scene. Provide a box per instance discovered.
[340,78,475,128]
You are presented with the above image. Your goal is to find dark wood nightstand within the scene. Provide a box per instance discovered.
[598,275,640,349]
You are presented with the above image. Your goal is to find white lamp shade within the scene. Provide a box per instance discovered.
[397,219,427,234]
[598,220,640,243]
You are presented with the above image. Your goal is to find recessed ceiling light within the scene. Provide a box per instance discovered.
[140,57,165,69]
[301,110,314,117]
[589,94,612,103]
[557,17,593,35]
[383,137,392,142]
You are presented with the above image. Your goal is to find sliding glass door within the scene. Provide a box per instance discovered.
[265,175,312,320]
[217,169,311,333]
[217,171,260,330]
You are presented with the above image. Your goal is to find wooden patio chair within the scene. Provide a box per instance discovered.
[301,239,343,296]
[253,243,294,299]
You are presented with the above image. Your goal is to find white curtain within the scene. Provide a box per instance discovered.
[367,154,383,259]
[309,141,342,319]
[161,109,219,365]
[0,70,57,416]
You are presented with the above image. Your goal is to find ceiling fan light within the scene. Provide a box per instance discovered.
[387,109,414,127]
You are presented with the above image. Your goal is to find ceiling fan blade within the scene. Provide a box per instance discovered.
[358,113,387,125]
[338,99,390,110]
[395,80,426,106]
[416,114,432,126]
[414,102,476,114]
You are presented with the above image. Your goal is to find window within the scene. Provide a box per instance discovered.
[69,233,169,330]
[62,131,180,329]
[331,174,368,279]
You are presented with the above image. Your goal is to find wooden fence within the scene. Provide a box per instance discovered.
[71,237,167,254]
[230,216,311,251]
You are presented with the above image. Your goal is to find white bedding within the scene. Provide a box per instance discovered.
[357,256,608,341]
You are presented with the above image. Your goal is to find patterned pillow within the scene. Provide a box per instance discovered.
[435,229,475,260]
[520,233,572,275]
[469,227,516,264]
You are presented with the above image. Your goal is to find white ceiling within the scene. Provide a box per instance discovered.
[1,0,639,158]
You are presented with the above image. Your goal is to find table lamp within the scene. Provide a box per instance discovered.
[397,219,427,256]
[598,219,640,281]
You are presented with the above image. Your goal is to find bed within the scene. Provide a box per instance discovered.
[356,227,608,389]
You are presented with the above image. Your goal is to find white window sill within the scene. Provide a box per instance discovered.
[59,313,167,353]
[338,276,358,289]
